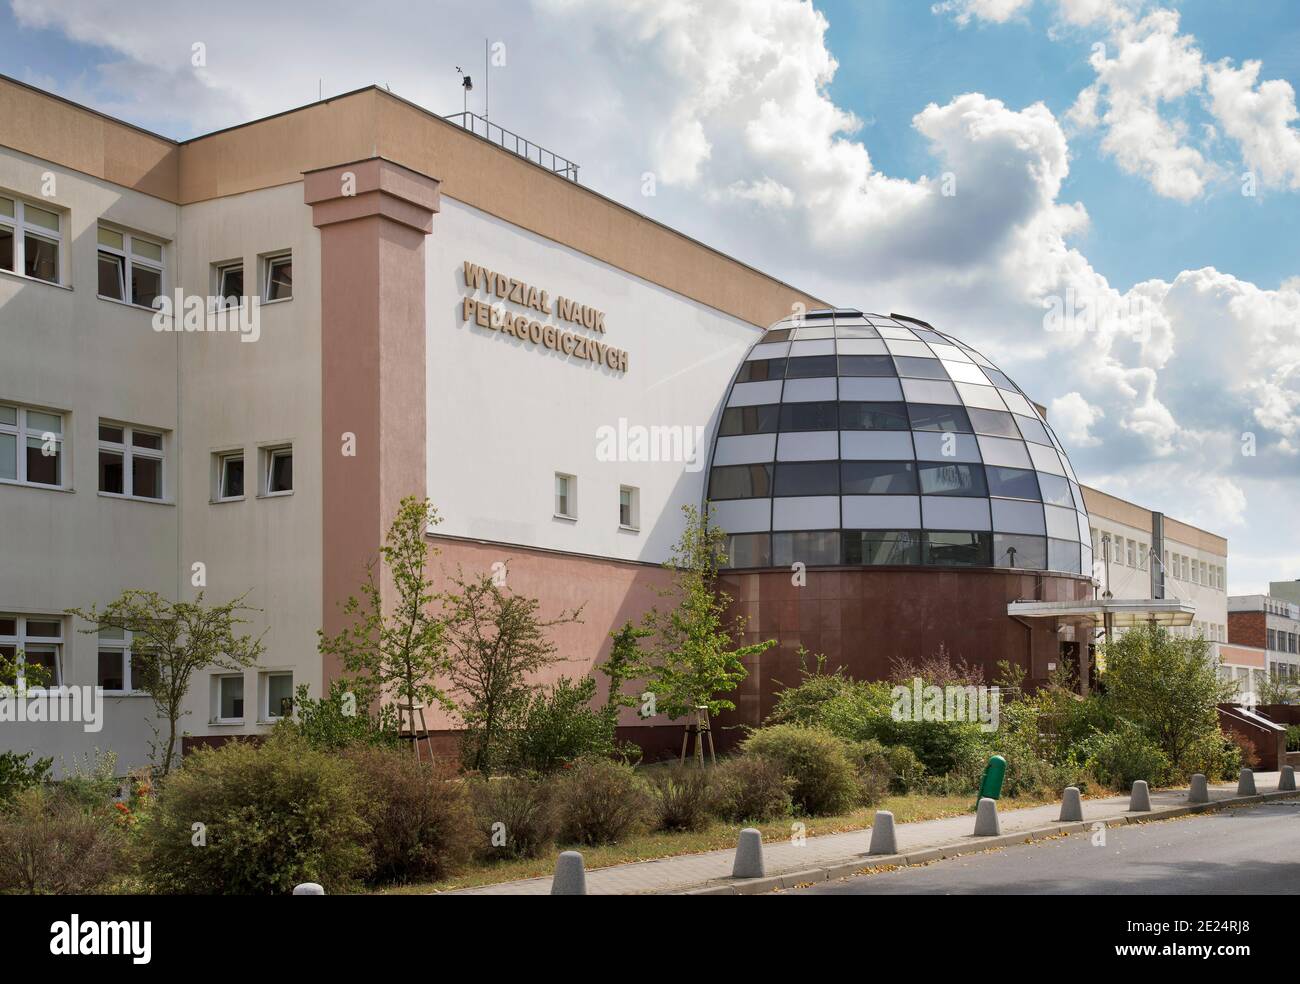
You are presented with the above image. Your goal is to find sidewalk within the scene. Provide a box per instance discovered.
[450,773,1294,895]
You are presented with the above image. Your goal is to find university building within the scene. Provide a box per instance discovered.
[0,76,1232,768]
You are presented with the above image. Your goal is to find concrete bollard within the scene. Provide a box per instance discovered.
[732,827,765,879]
[1237,768,1256,796]
[550,850,587,895]
[1189,773,1209,804]
[973,797,1000,836]
[1279,765,1297,792]
[292,882,325,895]
[1129,780,1151,812]
[868,810,897,855]
[1058,786,1083,822]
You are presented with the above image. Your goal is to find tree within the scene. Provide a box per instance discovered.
[442,570,582,773]
[1254,672,1300,706]
[641,505,775,760]
[318,496,453,743]
[599,621,653,720]
[1101,623,1236,772]
[67,591,264,774]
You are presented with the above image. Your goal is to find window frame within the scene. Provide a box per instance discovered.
[260,670,294,722]
[0,194,63,286]
[97,421,166,502]
[213,449,246,503]
[213,673,246,724]
[0,403,66,489]
[618,484,640,531]
[214,261,245,310]
[261,251,293,303]
[0,615,64,690]
[96,225,165,309]
[554,472,577,520]
[260,444,294,497]
[96,627,147,695]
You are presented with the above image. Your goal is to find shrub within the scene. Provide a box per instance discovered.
[994,700,1086,797]
[344,746,474,884]
[138,731,370,894]
[0,787,127,894]
[1226,731,1259,770]
[505,677,616,775]
[553,757,653,845]
[1183,731,1245,782]
[57,748,121,812]
[0,750,52,803]
[881,745,925,794]
[292,680,401,751]
[649,765,714,833]
[740,725,861,816]
[470,776,558,860]
[708,756,793,823]
[1287,725,1300,753]
[1081,725,1172,790]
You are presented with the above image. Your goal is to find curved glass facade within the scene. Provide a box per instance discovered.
[707,309,1092,575]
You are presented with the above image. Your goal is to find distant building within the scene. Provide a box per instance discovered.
[1228,594,1300,689]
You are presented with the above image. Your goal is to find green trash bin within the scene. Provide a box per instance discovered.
[976,754,1007,806]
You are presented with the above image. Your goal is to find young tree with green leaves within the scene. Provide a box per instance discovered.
[318,496,453,744]
[1101,623,1236,771]
[441,569,582,773]
[67,591,264,774]
[642,505,775,762]
[599,621,653,720]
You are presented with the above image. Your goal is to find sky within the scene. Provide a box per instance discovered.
[2,0,1298,593]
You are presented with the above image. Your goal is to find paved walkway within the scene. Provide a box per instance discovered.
[451,773,1290,895]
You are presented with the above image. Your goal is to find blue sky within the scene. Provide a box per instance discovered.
[2,0,1298,592]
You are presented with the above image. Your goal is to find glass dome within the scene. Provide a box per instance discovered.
[706,309,1092,575]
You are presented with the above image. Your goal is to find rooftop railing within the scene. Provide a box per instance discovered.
[444,111,580,182]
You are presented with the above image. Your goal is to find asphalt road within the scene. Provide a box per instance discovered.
[784,800,1300,894]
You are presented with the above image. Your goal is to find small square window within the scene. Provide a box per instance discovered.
[264,254,292,302]
[264,446,293,495]
[555,473,576,519]
[98,421,165,500]
[216,452,245,501]
[619,486,640,530]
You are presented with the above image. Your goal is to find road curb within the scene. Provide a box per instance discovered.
[680,788,1300,895]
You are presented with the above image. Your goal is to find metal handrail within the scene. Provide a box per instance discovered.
[443,111,580,182]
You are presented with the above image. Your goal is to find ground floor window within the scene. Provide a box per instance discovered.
[261,671,293,720]
[0,615,63,688]
[213,674,245,723]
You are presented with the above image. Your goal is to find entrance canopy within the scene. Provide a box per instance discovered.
[1007,598,1195,628]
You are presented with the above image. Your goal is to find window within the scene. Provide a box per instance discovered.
[709,464,772,500]
[1126,540,1136,567]
[0,194,61,284]
[0,615,63,688]
[986,466,1041,500]
[722,533,772,568]
[263,253,293,302]
[0,404,64,487]
[98,422,164,500]
[773,530,840,567]
[784,355,838,378]
[96,626,148,694]
[839,402,909,431]
[773,461,839,497]
[263,445,293,496]
[838,355,896,377]
[215,674,244,722]
[918,462,987,497]
[97,226,164,308]
[554,472,575,518]
[841,460,917,495]
[261,671,294,720]
[215,262,244,308]
[736,359,786,383]
[907,403,972,433]
[923,531,992,567]
[843,530,921,565]
[214,451,245,501]
[779,401,838,432]
[619,485,639,530]
[994,533,1047,570]
[718,405,780,436]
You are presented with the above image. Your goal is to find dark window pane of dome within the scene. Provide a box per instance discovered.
[843,530,921,565]
[1037,472,1075,508]
[736,358,786,383]
[709,463,773,500]
[835,324,879,339]
[1014,414,1052,445]
[985,466,1041,500]
[723,533,771,568]
[840,401,910,431]
[1048,537,1081,573]
[780,402,838,431]
[994,533,1047,570]
[918,462,988,497]
[894,357,948,379]
[792,324,835,339]
[966,408,1020,438]
[773,461,839,496]
[838,354,896,377]
[841,460,917,495]
[773,530,840,567]
[907,403,972,432]
[786,355,838,378]
[923,531,992,566]
[910,328,946,343]
[981,366,1016,390]
[719,404,780,436]
[762,328,792,341]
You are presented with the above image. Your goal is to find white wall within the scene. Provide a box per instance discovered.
[425,196,763,563]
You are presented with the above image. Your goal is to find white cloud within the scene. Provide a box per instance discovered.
[1050,392,1105,446]
[931,0,1035,27]
[1205,58,1300,191]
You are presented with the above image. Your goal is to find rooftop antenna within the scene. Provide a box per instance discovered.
[455,66,473,116]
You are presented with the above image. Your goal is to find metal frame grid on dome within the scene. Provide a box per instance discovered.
[704,309,1093,576]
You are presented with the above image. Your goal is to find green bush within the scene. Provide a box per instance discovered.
[504,677,615,774]
[470,776,558,860]
[343,746,473,884]
[708,756,793,823]
[138,732,370,894]
[992,699,1086,797]
[1287,725,1300,753]
[1182,731,1244,782]
[740,725,861,816]
[881,745,926,794]
[292,680,400,751]
[1081,725,1172,790]
[0,751,52,803]
[57,748,121,812]
[553,757,654,845]
[649,765,714,833]
[0,786,127,894]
